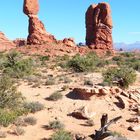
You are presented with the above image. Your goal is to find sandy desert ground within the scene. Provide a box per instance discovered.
[1,65,139,140]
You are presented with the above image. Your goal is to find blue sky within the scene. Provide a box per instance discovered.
[0,0,140,43]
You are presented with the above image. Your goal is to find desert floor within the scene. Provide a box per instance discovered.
[1,66,140,140]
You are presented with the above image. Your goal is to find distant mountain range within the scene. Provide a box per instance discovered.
[114,42,140,51]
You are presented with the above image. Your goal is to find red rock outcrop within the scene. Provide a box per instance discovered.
[86,2,113,50]
[13,39,27,47]
[0,32,15,51]
[63,38,76,47]
[23,0,56,45]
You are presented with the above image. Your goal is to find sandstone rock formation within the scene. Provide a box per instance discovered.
[86,2,113,50]
[0,32,15,50]
[13,38,27,47]
[63,38,76,47]
[23,0,56,45]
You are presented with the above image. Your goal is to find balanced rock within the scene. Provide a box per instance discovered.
[23,0,39,15]
[23,0,56,45]
[27,16,56,45]
[86,2,113,50]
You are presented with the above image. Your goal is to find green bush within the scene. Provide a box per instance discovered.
[13,127,25,136]
[103,67,136,89]
[112,53,140,72]
[97,60,110,67]
[120,52,135,57]
[0,109,18,127]
[51,130,72,140]
[24,117,37,125]
[84,79,93,86]
[111,131,127,139]
[39,55,50,61]
[3,51,34,78]
[67,52,100,72]
[23,102,44,113]
[112,56,123,62]
[39,55,50,65]
[126,58,140,72]
[48,91,63,101]
[0,75,24,109]
[48,120,64,129]
[45,77,56,85]
[14,117,25,127]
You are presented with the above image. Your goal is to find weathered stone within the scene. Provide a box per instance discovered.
[85,2,113,50]
[128,124,140,131]
[23,0,39,15]
[63,38,76,47]
[73,88,95,100]
[13,38,27,47]
[99,87,110,95]
[115,96,125,109]
[126,117,139,123]
[0,32,15,50]
[23,0,56,45]
[27,16,56,45]
[129,93,139,103]
[121,91,129,98]
[72,106,96,119]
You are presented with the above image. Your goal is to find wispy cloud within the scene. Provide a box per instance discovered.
[128,32,140,35]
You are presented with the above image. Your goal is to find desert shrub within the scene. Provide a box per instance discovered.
[3,51,34,78]
[39,55,50,65]
[23,102,44,113]
[51,130,72,140]
[55,55,70,62]
[0,109,18,127]
[61,85,69,91]
[14,117,25,126]
[25,75,39,83]
[126,58,140,72]
[58,76,72,83]
[12,127,25,136]
[39,55,50,61]
[112,53,140,72]
[67,52,100,72]
[0,131,7,138]
[112,56,124,63]
[48,120,64,130]
[45,77,56,85]
[111,131,127,139]
[48,91,63,101]
[120,52,135,57]
[103,67,136,89]
[97,60,109,67]
[0,107,28,127]
[84,79,93,86]
[55,55,70,69]
[0,53,7,70]
[0,75,24,109]
[24,116,37,125]
[63,77,72,83]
